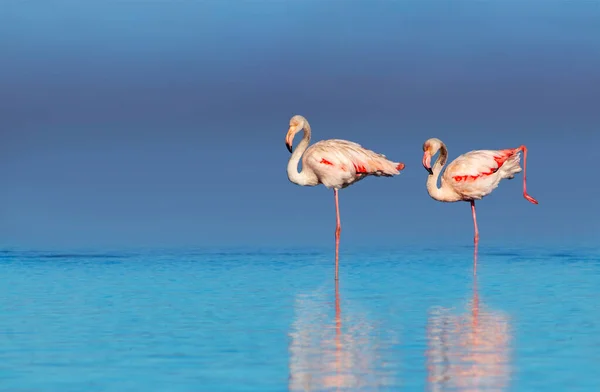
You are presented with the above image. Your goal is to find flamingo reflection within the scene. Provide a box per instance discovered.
[288,282,399,391]
[426,249,512,391]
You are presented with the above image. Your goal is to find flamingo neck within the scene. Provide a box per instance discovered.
[287,121,318,186]
[426,144,460,202]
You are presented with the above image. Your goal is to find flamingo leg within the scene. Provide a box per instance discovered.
[473,241,479,275]
[471,200,479,246]
[334,189,341,281]
[517,145,539,204]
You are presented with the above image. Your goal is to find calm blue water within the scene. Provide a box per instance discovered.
[1,246,599,391]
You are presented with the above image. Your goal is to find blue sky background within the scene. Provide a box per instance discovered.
[1,0,598,249]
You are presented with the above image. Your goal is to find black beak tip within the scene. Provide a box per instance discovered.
[427,168,433,175]
[286,143,293,153]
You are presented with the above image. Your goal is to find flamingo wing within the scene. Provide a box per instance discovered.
[443,149,517,198]
[304,139,403,188]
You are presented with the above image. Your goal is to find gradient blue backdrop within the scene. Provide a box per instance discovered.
[1,0,598,249]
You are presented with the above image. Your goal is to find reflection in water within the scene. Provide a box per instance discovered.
[426,249,512,391]
[288,282,399,391]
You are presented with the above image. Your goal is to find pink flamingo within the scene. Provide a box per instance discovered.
[421,138,538,246]
[285,115,405,280]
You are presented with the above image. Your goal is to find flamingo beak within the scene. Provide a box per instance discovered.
[422,152,433,175]
[285,128,294,153]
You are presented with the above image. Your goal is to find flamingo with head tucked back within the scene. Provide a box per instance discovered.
[422,138,538,247]
[285,115,405,280]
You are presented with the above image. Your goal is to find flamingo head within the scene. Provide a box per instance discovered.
[285,115,306,153]
[422,138,444,175]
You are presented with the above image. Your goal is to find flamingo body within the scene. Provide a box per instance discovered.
[303,139,404,189]
[443,149,524,201]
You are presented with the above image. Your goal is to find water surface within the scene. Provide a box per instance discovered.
[0,246,599,391]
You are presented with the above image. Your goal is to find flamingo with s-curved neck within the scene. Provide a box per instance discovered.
[285,115,405,280]
[422,137,538,249]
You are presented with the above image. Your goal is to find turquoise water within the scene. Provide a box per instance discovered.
[1,246,599,391]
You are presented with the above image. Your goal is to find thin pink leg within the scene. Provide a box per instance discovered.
[471,200,479,246]
[334,189,341,281]
[473,241,479,275]
[517,145,539,205]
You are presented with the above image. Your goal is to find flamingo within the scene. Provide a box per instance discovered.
[421,138,538,247]
[285,115,405,280]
